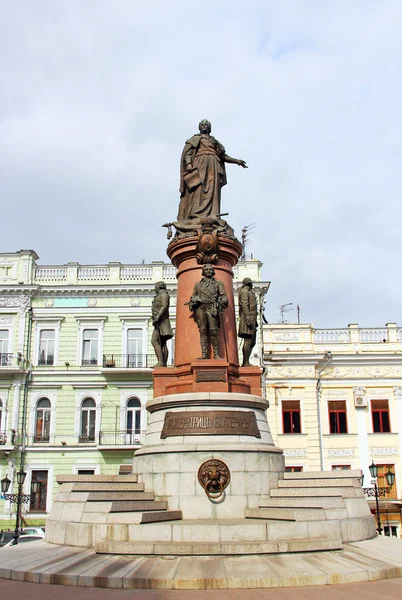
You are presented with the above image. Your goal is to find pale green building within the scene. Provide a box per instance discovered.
[0,250,266,521]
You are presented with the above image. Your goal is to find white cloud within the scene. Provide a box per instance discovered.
[1,0,402,326]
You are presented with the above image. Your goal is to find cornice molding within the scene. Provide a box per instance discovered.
[71,383,107,389]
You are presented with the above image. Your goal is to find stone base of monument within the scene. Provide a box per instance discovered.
[153,362,263,397]
[131,391,282,520]
[45,391,376,555]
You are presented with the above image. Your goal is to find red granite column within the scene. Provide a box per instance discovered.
[167,235,242,368]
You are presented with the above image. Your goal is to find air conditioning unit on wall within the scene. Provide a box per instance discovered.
[354,396,368,408]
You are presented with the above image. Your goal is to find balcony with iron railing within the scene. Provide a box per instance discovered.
[0,429,18,448]
[98,430,145,447]
[0,353,25,372]
[265,322,402,353]
[102,354,158,369]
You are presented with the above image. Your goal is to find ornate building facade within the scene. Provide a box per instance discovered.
[0,250,266,521]
[1,250,401,537]
[264,323,402,537]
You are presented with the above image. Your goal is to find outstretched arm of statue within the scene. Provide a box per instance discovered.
[223,153,248,168]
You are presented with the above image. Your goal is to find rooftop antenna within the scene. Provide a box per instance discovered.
[297,304,302,324]
[241,223,256,260]
[280,302,293,323]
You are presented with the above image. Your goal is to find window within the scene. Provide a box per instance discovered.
[282,400,301,434]
[34,398,51,442]
[332,465,351,471]
[285,466,303,472]
[384,525,398,537]
[0,330,9,366]
[328,401,348,434]
[80,398,96,442]
[127,329,143,367]
[38,330,55,365]
[77,469,95,475]
[29,470,48,512]
[371,400,391,433]
[82,330,99,365]
[376,464,396,499]
[126,398,141,443]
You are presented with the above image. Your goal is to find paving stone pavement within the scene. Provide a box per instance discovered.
[0,536,401,591]
[0,578,401,599]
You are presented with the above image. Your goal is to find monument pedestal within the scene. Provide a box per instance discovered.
[153,362,263,396]
[133,391,283,520]
[45,226,376,555]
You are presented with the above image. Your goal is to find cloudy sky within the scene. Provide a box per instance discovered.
[2,1,402,327]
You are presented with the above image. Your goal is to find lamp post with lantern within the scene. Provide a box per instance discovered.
[1,471,40,544]
[363,460,396,535]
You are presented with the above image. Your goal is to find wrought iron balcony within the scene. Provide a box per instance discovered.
[0,353,14,367]
[81,359,99,366]
[98,430,145,446]
[33,434,50,443]
[0,429,18,447]
[78,434,96,443]
[102,354,157,369]
[38,357,54,366]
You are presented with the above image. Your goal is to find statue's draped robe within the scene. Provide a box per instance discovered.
[178,134,227,223]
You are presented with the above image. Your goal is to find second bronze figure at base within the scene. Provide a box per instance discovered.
[151,281,173,367]
[188,265,228,360]
[238,277,258,367]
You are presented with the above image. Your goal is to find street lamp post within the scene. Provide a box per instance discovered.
[364,461,396,535]
[1,472,40,544]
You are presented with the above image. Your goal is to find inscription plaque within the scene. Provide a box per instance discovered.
[161,410,261,438]
[195,370,226,383]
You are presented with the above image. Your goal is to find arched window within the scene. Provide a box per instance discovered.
[126,397,141,443]
[35,398,51,443]
[80,398,96,443]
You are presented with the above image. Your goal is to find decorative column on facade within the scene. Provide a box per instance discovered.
[354,386,370,484]
[393,386,402,468]
[17,295,31,355]
[305,386,321,470]
[11,382,22,432]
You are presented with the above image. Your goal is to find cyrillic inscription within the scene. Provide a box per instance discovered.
[195,370,226,382]
[161,410,260,438]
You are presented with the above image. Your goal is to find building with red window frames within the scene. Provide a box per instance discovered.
[264,322,402,538]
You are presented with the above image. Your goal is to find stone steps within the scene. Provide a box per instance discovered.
[277,478,358,488]
[141,510,182,524]
[111,500,168,512]
[245,507,348,522]
[270,487,359,498]
[111,517,344,544]
[283,469,363,480]
[71,482,144,492]
[87,491,155,502]
[57,474,138,484]
[259,496,345,509]
[95,536,343,556]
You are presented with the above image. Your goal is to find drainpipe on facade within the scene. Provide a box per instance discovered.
[13,307,33,539]
[259,287,269,399]
[316,351,333,471]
